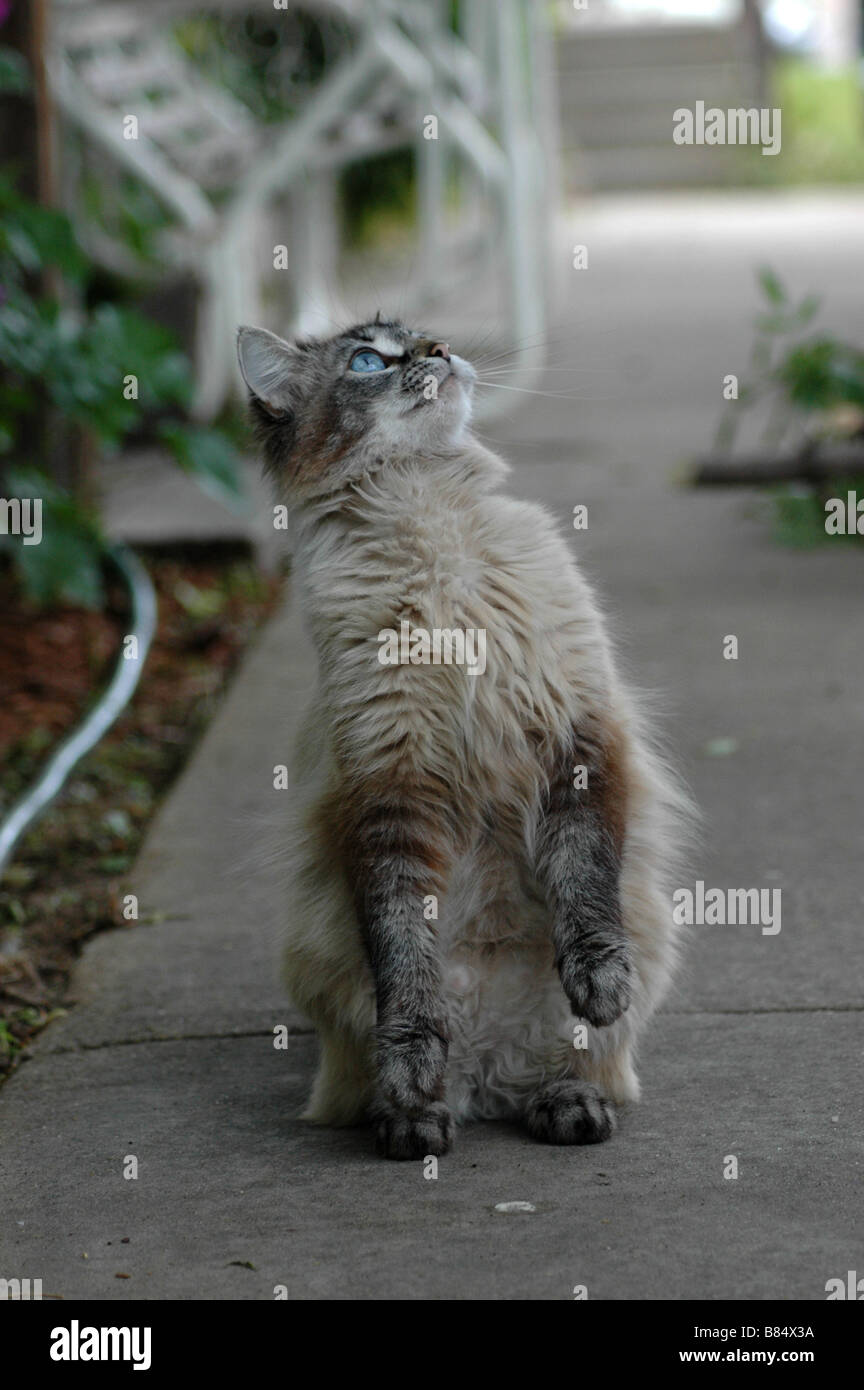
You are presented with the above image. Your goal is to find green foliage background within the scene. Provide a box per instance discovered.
[0,52,245,609]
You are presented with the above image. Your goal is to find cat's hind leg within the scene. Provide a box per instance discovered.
[521,1012,640,1144]
[301,1025,374,1127]
[524,1077,616,1145]
[281,813,377,1129]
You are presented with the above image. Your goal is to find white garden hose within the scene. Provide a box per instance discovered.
[0,546,157,883]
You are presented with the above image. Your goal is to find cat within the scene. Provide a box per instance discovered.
[237,315,691,1160]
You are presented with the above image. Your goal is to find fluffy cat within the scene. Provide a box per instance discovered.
[237,316,690,1159]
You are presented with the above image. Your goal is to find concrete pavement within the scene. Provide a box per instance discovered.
[1,194,863,1300]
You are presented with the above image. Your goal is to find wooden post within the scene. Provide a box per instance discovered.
[2,0,94,499]
[30,0,58,214]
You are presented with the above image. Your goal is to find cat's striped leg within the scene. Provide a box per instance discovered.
[343,783,454,1160]
[535,721,632,1029]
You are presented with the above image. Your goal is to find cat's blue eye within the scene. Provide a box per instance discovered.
[349,350,388,373]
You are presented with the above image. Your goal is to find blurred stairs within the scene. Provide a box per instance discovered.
[557,4,769,191]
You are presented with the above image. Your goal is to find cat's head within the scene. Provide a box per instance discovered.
[236,315,476,496]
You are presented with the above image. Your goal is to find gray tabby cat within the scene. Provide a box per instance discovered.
[237,316,690,1160]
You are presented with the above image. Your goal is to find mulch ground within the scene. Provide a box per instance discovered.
[0,551,281,1075]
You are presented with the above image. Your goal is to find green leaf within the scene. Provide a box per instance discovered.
[0,47,30,96]
[159,423,248,511]
[0,195,88,281]
[755,310,796,337]
[757,266,786,307]
[795,294,821,326]
[4,467,106,609]
[86,305,193,410]
[778,338,864,411]
[14,518,105,608]
[97,854,133,874]
[771,487,830,549]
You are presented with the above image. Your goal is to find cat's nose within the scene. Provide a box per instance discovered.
[428,341,450,361]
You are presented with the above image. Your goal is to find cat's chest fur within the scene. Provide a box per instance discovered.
[290,458,615,848]
[303,484,516,624]
[295,462,604,698]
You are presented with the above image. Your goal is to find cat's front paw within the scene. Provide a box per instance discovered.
[374,1101,454,1161]
[558,942,631,1027]
[376,1018,449,1113]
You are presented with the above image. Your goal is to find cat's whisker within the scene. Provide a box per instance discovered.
[470,337,570,370]
[470,326,577,360]
[475,380,606,401]
[471,342,560,369]
[478,366,603,376]
[459,323,504,358]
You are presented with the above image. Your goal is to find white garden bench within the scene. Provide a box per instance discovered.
[47,0,553,417]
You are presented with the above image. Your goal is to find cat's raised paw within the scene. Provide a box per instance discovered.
[558,945,631,1028]
[374,1102,454,1161]
[525,1079,616,1145]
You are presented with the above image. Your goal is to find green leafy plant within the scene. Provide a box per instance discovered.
[0,45,29,96]
[2,465,105,607]
[713,269,864,548]
[714,268,864,456]
[0,159,246,607]
[777,339,864,415]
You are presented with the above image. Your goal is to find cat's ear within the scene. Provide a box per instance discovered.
[236,326,300,419]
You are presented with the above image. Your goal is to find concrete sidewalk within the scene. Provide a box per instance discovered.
[2,195,863,1300]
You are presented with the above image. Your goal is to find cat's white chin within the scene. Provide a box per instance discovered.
[449,352,476,386]
[426,380,473,440]
[392,374,473,445]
